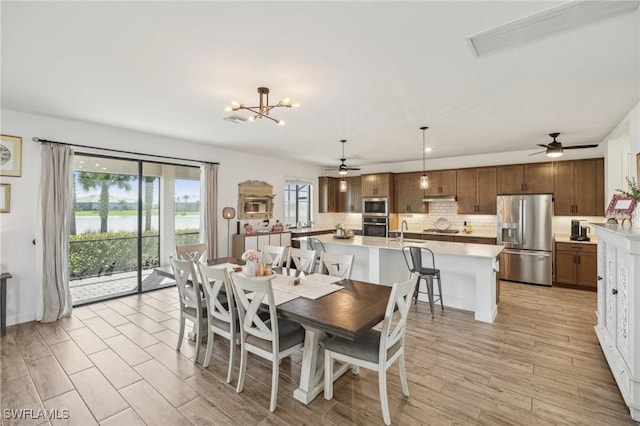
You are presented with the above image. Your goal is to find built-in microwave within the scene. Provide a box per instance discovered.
[362,197,389,216]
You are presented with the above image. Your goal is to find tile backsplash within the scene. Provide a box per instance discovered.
[398,201,496,232]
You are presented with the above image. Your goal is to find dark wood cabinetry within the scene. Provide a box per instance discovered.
[318,177,337,213]
[337,176,362,213]
[554,159,604,216]
[497,163,554,194]
[453,235,497,245]
[555,242,597,289]
[422,234,455,242]
[456,167,497,214]
[394,172,428,214]
[361,173,393,197]
[423,170,457,196]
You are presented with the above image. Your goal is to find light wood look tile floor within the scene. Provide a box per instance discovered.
[1,282,637,425]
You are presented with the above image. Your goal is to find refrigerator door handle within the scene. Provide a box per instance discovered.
[503,249,551,257]
[521,198,526,248]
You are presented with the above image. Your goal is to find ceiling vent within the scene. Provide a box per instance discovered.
[223,115,248,123]
[467,0,640,58]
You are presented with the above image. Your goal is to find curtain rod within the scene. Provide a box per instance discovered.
[32,137,220,165]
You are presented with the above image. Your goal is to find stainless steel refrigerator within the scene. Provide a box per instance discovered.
[497,194,553,286]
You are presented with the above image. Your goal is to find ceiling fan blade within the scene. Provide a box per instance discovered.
[345,167,361,171]
[562,144,599,150]
[528,150,546,156]
[537,144,550,148]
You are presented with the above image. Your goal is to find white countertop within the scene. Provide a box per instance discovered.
[592,223,640,240]
[389,229,496,239]
[554,233,598,244]
[311,234,503,259]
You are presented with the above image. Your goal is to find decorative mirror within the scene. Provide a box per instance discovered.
[238,180,275,220]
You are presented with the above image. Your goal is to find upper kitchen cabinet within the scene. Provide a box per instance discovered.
[497,162,554,194]
[337,176,362,213]
[361,173,394,198]
[394,172,428,214]
[423,170,457,196]
[318,176,337,213]
[554,158,604,216]
[456,167,497,214]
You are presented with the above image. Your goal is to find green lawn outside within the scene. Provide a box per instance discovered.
[75,209,200,217]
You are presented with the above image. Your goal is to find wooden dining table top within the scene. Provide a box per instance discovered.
[154,257,392,341]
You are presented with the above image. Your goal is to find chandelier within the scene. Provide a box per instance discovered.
[226,87,299,125]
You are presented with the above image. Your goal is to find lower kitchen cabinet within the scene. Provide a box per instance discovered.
[422,234,455,242]
[232,232,292,259]
[453,235,497,245]
[554,242,597,288]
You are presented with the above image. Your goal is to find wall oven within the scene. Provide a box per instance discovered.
[362,216,389,237]
[362,197,389,216]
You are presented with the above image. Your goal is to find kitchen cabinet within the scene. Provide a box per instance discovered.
[337,176,362,213]
[318,177,337,213]
[555,242,597,288]
[361,173,393,198]
[423,170,457,196]
[232,232,292,259]
[394,172,428,214]
[497,162,554,194]
[456,167,497,214]
[422,234,455,242]
[593,225,640,421]
[453,235,497,245]
[554,159,604,216]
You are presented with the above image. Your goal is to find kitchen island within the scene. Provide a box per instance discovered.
[302,234,503,323]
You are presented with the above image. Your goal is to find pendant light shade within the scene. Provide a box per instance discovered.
[339,179,348,192]
[419,126,429,189]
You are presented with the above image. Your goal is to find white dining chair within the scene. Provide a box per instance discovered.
[318,252,355,279]
[260,244,288,267]
[285,247,317,274]
[170,256,206,362]
[176,243,207,263]
[230,273,305,412]
[197,264,238,383]
[324,272,419,425]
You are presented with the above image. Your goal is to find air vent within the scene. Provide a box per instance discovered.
[467,1,639,58]
[223,115,248,123]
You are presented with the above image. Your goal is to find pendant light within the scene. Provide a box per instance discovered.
[419,126,429,189]
[339,179,348,192]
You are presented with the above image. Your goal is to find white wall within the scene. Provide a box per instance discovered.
[0,109,322,326]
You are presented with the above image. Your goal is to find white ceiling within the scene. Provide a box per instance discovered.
[1,1,638,170]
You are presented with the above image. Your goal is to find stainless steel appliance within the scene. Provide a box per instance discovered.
[497,194,553,286]
[362,197,389,216]
[363,216,388,237]
[423,229,460,234]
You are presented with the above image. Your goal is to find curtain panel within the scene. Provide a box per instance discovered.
[40,143,74,322]
[201,163,219,260]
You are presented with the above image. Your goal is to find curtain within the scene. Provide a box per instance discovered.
[201,163,219,260]
[39,143,74,322]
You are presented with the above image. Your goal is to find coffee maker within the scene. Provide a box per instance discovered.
[570,219,590,241]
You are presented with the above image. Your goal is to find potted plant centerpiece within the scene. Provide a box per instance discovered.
[241,249,261,277]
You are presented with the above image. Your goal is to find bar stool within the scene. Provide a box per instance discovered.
[401,246,443,318]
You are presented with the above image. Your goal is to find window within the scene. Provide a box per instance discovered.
[284,182,312,226]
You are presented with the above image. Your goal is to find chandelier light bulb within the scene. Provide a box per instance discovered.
[292,103,300,108]
[277,119,285,126]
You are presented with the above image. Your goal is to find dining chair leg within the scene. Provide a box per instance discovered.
[203,329,214,368]
[426,276,435,318]
[193,324,202,363]
[236,343,247,393]
[351,365,359,375]
[324,351,333,400]
[270,358,279,412]
[226,332,235,384]
[177,316,185,351]
[437,274,444,311]
[398,352,410,397]
[379,368,391,425]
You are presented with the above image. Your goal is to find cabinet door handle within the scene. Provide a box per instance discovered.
[598,275,603,281]
[612,289,618,295]
[577,255,581,264]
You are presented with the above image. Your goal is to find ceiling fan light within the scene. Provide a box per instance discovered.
[338,169,348,176]
[546,147,563,157]
[420,175,429,189]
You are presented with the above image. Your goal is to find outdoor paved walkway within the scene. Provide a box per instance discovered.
[70,268,175,305]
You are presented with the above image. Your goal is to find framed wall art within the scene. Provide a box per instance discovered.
[0,184,10,213]
[0,134,22,177]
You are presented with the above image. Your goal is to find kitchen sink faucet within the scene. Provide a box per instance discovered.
[400,220,408,244]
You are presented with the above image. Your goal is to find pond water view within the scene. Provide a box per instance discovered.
[75,215,200,234]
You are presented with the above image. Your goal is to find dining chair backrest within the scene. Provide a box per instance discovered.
[230,273,279,352]
[306,237,325,254]
[379,273,419,363]
[401,246,436,274]
[197,264,235,327]
[318,252,355,279]
[170,256,203,312]
[260,245,287,267]
[176,243,207,264]
[286,248,317,274]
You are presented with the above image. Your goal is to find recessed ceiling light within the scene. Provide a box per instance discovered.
[424,147,433,152]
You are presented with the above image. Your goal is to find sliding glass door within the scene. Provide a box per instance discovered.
[69,155,200,305]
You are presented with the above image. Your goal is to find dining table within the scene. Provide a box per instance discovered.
[154,256,392,404]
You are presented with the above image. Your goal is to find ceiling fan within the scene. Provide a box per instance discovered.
[531,132,599,158]
[325,140,361,175]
